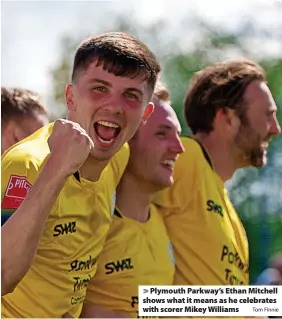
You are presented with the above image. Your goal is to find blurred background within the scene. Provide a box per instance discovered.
[2,0,282,283]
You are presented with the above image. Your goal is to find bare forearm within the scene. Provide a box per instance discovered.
[1,157,69,295]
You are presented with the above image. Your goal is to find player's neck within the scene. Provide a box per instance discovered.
[195,133,237,182]
[79,156,108,182]
[116,171,154,223]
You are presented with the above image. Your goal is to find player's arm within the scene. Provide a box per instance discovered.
[80,304,129,318]
[1,156,70,296]
[1,120,94,296]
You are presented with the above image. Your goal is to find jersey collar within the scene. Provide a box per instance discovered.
[192,137,214,170]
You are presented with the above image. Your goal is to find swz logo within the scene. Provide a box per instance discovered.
[105,258,133,274]
[206,200,223,217]
[53,221,76,237]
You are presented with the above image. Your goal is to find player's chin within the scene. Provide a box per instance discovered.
[252,150,267,168]
[255,157,267,168]
[156,176,174,191]
[156,167,174,187]
[89,147,117,162]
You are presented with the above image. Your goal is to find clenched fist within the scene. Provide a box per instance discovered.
[48,119,94,177]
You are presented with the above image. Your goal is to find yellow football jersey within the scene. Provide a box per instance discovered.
[1,123,129,318]
[84,204,175,318]
[154,137,249,286]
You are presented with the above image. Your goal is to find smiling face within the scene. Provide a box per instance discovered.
[234,81,281,167]
[127,100,184,191]
[66,60,154,161]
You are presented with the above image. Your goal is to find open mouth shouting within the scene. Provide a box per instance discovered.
[94,120,121,147]
[160,159,176,172]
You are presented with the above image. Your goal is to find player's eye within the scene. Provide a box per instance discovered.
[156,131,167,138]
[93,86,107,93]
[124,92,139,101]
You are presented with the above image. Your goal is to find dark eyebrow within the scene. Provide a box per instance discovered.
[89,79,112,87]
[125,87,143,96]
[89,80,143,96]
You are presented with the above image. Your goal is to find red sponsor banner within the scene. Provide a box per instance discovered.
[2,175,32,209]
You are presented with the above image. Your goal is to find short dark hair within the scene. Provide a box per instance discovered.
[1,87,47,128]
[72,32,161,91]
[184,59,266,134]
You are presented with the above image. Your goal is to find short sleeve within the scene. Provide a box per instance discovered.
[1,148,40,225]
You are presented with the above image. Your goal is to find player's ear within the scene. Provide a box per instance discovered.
[215,108,240,133]
[3,121,18,145]
[141,102,154,124]
[65,84,76,112]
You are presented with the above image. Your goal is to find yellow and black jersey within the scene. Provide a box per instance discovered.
[1,123,129,318]
[85,204,175,318]
[154,137,249,286]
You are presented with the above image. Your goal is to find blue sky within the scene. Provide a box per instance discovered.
[1,0,281,113]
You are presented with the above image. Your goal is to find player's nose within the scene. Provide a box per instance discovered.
[103,96,125,115]
[270,115,281,136]
[170,135,185,154]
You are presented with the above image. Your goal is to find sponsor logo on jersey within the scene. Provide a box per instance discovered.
[2,175,32,209]
[73,274,91,292]
[105,257,133,274]
[206,200,223,217]
[69,255,98,272]
[221,244,248,285]
[53,221,76,237]
[71,295,85,305]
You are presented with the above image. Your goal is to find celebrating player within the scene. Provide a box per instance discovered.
[80,80,184,318]
[154,59,281,286]
[1,32,160,318]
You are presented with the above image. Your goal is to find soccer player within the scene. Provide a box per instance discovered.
[154,59,281,286]
[80,81,184,318]
[1,87,49,154]
[1,32,160,318]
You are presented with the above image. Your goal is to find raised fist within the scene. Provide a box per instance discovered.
[48,119,94,176]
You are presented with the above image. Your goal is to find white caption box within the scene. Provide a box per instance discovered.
[138,285,282,317]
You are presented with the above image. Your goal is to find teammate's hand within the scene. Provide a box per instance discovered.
[47,119,94,177]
